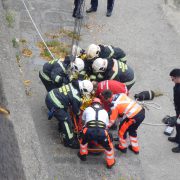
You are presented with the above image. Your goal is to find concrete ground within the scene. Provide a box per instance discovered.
[0,0,180,179]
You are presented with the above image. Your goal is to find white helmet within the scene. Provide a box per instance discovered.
[71,58,84,72]
[86,44,100,59]
[79,80,93,95]
[92,58,108,73]
[72,45,83,57]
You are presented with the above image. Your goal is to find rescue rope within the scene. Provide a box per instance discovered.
[70,0,85,59]
[21,0,55,60]
[136,100,167,126]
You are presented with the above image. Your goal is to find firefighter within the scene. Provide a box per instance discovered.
[39,57,84,92]
[45,80,93,149]
[91,58,135,90]
[93,80,128,112]
[86,44,126,63]
[86,0,115,17]
[101,90,145,154]
[78,98,115,169]
[168,69,180,153]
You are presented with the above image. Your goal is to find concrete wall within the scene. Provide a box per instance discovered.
[0,75,26,180]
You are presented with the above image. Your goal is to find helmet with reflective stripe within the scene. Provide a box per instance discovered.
[86,44,100,59]
[92,97,102,105]
[71,58,84,72]
[92,58,108,73]
[79,80,93,95]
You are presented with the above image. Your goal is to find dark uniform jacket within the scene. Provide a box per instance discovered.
[174,83,180,117]
[47,80,82,115]
[99,44,126,63]
[92,59,135,86]
[41,57,70,86]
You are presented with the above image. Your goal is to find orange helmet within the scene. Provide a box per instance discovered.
[92,98,102,105]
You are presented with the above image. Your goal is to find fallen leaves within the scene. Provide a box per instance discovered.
[22,48,33,57]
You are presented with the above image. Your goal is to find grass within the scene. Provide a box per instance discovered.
[59,29,81,41]
[5,10,15,27]
[12,38,19,48]
[37,41,71,61]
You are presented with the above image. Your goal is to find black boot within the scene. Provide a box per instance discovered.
[128,145,139,155]
[115,144,127,153]
[77,152,87,161]
[68,138,80,149]
[168,137,178,143]
[86,7,97,13]
[106,10,112,17]
[172,146,180,153]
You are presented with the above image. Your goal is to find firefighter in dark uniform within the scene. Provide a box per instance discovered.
[91,58,135,90]
[168,69,180,153]
[86,44,126,64]
[45,80,93,149]
[39,57,84,92]
[73,0,84,19]
[86,0,115,17]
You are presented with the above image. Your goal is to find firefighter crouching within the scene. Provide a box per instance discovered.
[78,98,115,169]
[101,90,145,154]
[91,58,135,90]
[45,80,93,149]
[39,57,84,92]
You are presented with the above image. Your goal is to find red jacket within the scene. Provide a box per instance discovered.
[96,80,128,112]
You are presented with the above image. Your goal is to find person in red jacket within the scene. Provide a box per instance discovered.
[93,80,128,112]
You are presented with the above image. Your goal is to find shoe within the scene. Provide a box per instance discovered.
[72,13,83,19]
[68,139,80,149]
[172,146,180,153]
[77,152,87,161]
[128,145,139,154]
[168,137,178,143]
[106,160,116,169]
[106,10,112,17]
[86,7,97,13]
[115,144,127,153]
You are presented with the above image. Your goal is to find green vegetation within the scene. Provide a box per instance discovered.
[5,10,15,27]
[59,29,81,41]
[37,40,71,61]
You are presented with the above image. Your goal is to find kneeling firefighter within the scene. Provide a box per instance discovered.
[45,80,93,149]
[39,57,84,92]
[92,58,135,90]
[101,90,145,154]
[78,98,115,169]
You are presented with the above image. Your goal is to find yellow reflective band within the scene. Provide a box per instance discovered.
[90,75,96,80]
[49,59,58,64]
[110,60,118,80]
[40,71,51,81]
[124,77,136,86]
[64,121,73,139]
[49,91,64,108]
[108,46,114,58]
[120,57,127,63]
[57,61,66,73]
[59,88,63,93]
[69,84,81,102]
[55,75,61,83]
[62,85,67,95]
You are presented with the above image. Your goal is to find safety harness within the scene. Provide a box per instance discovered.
[86,104,106,129]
